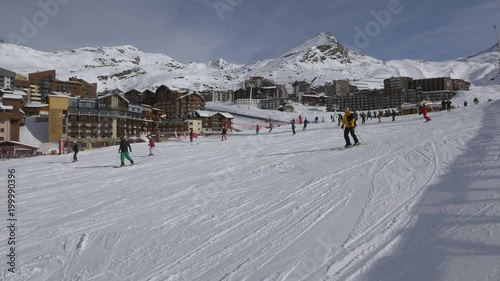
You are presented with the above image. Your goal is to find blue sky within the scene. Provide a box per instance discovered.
[1,0,499,64]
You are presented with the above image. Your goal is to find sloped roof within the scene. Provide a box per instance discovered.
[194,110,234,119]
[0,140,38,149]
[176,92,206,101]
[98,93,129,103]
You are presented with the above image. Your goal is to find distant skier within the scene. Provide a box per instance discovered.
[256,124,260,135]
[337,113,342,126]
[268,121,274,133]
[303,118,309,130]
[291,119,296,135]
[422,103,431,122]
[322,116,325,123]
[360,112,366,124]
[367,111,372,120]
[474,97,479,104]
[447,100,452,112]
[221,126,227,141]
[391,109,397,121]
[464,100,468,107]
[190,128,200,144]
[72,141,79,162]
[377,111,383,123]
[341,107,359,148]
[315,116,319,123]
[118,137,134,166]
[148,136,155,155]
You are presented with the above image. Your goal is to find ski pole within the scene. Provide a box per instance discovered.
[355,130,366,145]
[154,148,160,154]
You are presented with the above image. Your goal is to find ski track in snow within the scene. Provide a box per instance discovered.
[1,99,500,281]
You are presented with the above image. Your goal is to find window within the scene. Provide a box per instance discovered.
[0,129,4,133]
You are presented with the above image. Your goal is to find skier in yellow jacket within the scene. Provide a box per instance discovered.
[341,107,360,148]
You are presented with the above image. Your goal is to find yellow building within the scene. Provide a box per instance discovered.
[48,94,69,142]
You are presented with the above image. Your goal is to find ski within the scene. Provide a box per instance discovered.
[114,163,138,168]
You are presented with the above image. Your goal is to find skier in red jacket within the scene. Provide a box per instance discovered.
[422,103,431,122]
[148,136,155,155]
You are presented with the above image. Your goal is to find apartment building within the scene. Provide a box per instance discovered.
[383,76,413,93]
[149,85,185,119]
[325,89,456,112]
[0,91,25,142]
[176,92,206,119]
[0,67,16,90]
[313,80,356,97]
[292,81,311,103]
[408,77,453,92]
[51,77,98,98]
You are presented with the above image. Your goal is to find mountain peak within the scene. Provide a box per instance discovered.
[277,31,351,64]
[208,58,239,69]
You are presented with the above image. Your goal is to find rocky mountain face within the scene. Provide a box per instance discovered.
[0,32,499,92]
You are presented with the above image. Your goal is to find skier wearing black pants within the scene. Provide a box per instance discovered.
[72,141,79,162]
[341,107,359,148]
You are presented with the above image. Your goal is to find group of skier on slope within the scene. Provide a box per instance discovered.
[71,97,487,165]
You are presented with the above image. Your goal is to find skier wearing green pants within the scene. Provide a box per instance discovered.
[118,136,134,166]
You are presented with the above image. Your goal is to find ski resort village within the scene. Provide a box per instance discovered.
[1,2,500,279]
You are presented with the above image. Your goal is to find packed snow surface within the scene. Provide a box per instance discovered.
[1,88,500,281]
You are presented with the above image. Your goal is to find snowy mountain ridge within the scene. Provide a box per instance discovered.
[0,32,499,92]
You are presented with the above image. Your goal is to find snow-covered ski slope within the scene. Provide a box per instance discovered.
[1,93,500,281]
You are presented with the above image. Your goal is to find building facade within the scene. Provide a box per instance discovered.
[0,68,16,90]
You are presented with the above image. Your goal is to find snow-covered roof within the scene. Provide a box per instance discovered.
[218,112,233,119]
[25,103,49,108]
[0,140,39,149]
[176,92,205,101]
[195,110,212,117]
[12,89,28,96]
[0,104,14,110]
[261,86,277,89]
[1,93,24,100]
[194,110,234,119]
[49,92,70,97]
[1,89,28,96]
[98,93,129,103]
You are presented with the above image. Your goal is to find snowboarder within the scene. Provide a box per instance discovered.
[422,103,431,122]
[148,136,155,155]
[72,141,79,162]
[377,111,383,123]
[341,107,359,148]
[291,119,296,135]
[118,137,134,166]
[221,127,227,141]
[303,118,309,130]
